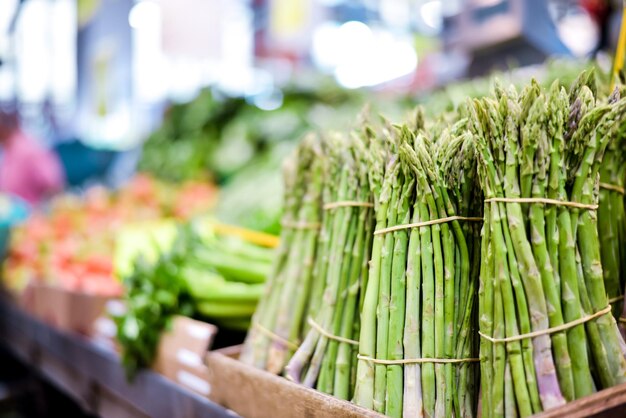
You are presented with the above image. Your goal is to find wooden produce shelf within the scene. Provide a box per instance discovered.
[0,299,236,418]
[535,383,626,418]
[4,296,626,418]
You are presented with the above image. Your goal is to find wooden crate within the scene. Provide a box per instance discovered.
[535,383,626,418]
[204,345,383,418]
[205,345,626,418]
[31,283,112,335]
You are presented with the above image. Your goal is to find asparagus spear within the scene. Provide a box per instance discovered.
[333,204,369,399]
[318,209,358,393]
[490,205,507,418]
[373,163,402,413]
[307,160,337,326]
[478,192,494,418]
[353,144,394,410]
[402,182,423,418]
[385,164,413,418]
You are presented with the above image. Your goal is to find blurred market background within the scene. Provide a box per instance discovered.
[0,0,622,416]
[0,0,617,205]
[0,0,617,227]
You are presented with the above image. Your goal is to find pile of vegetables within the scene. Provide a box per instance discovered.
[2,174,215,295]
[189,225,273,330]
[138,81,408,234]
[138,61,587,235]
[138,83,366,235]
[139,82,367,184]
[116,220,274,377]
[241,68,626,418]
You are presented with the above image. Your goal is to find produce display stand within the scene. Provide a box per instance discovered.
[0,299,236,418]
[3,294,626,418]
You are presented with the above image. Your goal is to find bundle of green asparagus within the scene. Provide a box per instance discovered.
[284,129,375,401]
[240,134,326,373]
[347,120,482,418]
[472,76,626,417]
[597,85,626,325]
[242,106,483,418]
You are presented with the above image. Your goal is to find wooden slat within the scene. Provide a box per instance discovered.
[535,382,626,418]
[205,348,383,418]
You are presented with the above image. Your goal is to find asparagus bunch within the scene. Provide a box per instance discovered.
[597,86,626,326]
[437,121,484,418]
[352,121,481,418]
[240,134,326,373]
[472,76,626,418]
[599,130,626,317]
[285,130,375,400]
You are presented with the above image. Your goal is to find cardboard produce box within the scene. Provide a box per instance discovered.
[31,283,113,335]
[91,309,218,397]
[205,345,383,418]
[154,316,217,397]
[15,282,36,313]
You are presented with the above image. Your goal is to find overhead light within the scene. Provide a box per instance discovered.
[128,0,160,30]
[471,0,504,7]
[312,20,418,89]
[557,10,599,57]
[420,1,442,31]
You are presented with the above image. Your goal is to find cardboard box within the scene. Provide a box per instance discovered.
[15,283,35,313]
[204,345,384,418]
[153,316,218,397]
[91,301,124,354]
[31,283,112,335]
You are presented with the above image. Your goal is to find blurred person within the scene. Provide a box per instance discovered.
[0,109,65,206]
